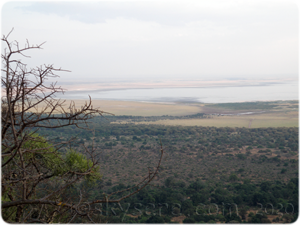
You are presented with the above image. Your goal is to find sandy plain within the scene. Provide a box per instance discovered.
[33,99,298,128]
[116,111,298,128]
[33,99,202,116]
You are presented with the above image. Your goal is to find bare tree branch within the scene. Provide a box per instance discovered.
[1,30,164,223]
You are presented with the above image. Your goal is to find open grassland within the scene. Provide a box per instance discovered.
[204,100,298,111]
[117,111,298,128]
[111,100,298,128]
[95,100,201,116]
[33,99,201,116]
[117,117,249,127]
[35,99,298,127]
[250,111,298,128]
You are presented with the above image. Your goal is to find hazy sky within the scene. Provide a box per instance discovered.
[1,0,299,85]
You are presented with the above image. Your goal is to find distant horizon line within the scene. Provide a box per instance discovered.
[54,78,298,93]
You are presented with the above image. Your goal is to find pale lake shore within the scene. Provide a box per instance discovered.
[31,99,299,128]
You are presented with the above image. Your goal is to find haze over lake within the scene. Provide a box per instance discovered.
[57,79,298,104]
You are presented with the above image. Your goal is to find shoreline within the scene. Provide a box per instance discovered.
[56,78,298,93]
[54,97,299,105]
[28,99,298,127]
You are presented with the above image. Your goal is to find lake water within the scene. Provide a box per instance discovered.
[58,80,298,103]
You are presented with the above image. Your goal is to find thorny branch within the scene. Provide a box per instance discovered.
[1,29,164,223]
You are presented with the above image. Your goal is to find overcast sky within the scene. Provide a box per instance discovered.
[1,0,299,86]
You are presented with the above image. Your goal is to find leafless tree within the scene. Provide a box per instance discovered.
[1,29,164,223]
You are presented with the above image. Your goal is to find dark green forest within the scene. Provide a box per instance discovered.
[37,115,299,223]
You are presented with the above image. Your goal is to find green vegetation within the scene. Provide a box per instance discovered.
[2,135,101,222]
[36,115,298,223]
[71,176,298,223]
[207,100,298,110]
[38,118,299,185]
[4,33,297,223]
